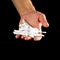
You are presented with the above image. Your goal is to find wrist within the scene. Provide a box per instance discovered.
[20,10,36,17]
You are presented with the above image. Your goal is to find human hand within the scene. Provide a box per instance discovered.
[15,11,49,41]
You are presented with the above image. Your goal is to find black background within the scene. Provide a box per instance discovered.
[0,0,57,48]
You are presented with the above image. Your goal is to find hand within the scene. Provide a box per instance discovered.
[15,11,49,41]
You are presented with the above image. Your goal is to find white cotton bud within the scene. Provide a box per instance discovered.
[13,19,46,38]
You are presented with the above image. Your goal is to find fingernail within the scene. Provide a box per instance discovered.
[15,35,20,39]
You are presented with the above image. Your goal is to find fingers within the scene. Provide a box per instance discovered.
[15,34,42,41]
[25,36,32,40]
[39,14,49,28]
[34,36,42,41]
[21,35,32,40]
[15,34,20,39]
[21,35,25,39]
[15,34,32,40]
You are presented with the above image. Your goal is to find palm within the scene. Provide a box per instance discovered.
[16,11,49,41]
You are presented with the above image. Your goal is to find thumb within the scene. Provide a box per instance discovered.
[38,14,49,28]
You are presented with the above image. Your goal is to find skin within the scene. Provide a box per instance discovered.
[12,0,49,41]
[12,0,35,16]
[15,11,49,41]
